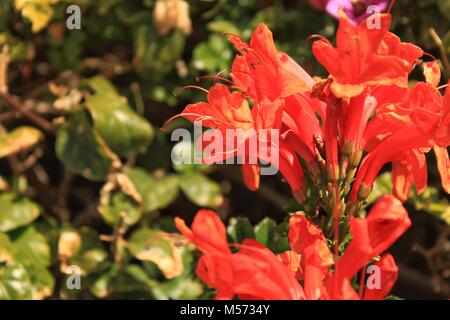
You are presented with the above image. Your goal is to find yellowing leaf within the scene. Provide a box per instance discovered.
[58,229,81,260]
[15,0,60,33]
[0,126,43,159]
[128,229,184,279]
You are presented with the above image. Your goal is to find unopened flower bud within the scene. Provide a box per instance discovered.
[349,149,363,168]
[358,183,373,200]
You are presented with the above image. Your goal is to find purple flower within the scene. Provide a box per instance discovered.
[313,0,389,24]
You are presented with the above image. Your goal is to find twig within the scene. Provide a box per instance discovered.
[0,91,55,133]
[429,28,450,79]
[0,110,20,122]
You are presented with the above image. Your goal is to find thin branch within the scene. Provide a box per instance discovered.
[429,28,450,79]
[0,90,55,133]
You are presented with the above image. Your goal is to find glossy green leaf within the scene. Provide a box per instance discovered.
[127,168,179,212]
[179,172,223,208]
[254,217,277,248]
[64,227,109,275]
[82,76,154,156]
[12,225,51,267]
[134,27,185,80]
[90,264,153,299]
[55,111,113,181]
[0,232,34,300]
[158,276,204,300]
[171,140,211,173]
[136,131,171,172]
[0,193,41,232]
[227,217,255,244]
[0,261,33,300]
[98,190,143,227]
[192,34,232,72]
[11,226,54,300]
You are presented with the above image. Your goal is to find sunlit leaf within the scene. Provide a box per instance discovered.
[0,126,43,159]
[128,228,183,279]
[15,0,60,33]
[11,226,54,299]
[0,193,41,232]
[61,227,109,276]
[82,76,154,156]
[179,172,223,208]
[55,111,114,181]
[127,168,179,212]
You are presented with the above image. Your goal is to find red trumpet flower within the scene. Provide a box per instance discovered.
[312,14,423,98]
[351,82,449,201]
[175,210,305,300]
[229,23,315,101]
[176,195,410,300]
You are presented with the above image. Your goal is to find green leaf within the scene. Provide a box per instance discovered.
[90,264,153,299]
[82,76,154,156]
[192,34,232,72]
[12,225,51,267]
[0,232,33,300]
[0,192,41,232]
[172,140,211,173]
[55,111,113,181]
[0,232,14,265]
[158,276,204,300]
[0,32,30,61]
[273,221,291,253]
[207,20,240,35]
[136,131,171,172]
[15,0,58,33]
[134,27,185,80]
[121,264,166,299]
[227,217,255,244]
[63,227,109,276]
[11,226,54,299]
[0,126,43,159]
[254,218,277,248]
[0,261,33,300]
[98,190,143,227]
[128,228,184,279]
[179,172,223,208]
[127,168,179,212]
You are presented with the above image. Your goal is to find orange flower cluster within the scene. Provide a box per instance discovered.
[170,12,449,300]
